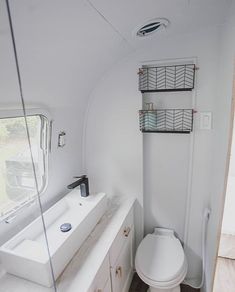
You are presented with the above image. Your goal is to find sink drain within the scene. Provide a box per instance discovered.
[60,223,72,232]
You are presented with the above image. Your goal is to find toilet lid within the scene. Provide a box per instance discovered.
[135,234,185,283]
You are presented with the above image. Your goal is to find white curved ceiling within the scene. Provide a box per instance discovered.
[0,0,232,108]
[89,0,232,46]
[0,0,131,107]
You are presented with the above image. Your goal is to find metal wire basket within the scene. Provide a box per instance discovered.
[139,109,193,133]
[138,64,196,93]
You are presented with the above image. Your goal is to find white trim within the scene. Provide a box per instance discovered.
[0,107,52,120]
[183,57,198,246]
[140,56,197,66]
[138,56,198,247]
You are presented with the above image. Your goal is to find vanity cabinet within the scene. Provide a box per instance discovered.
[0,199,135,292]
[110,228,134,292]
[91,277,112,292]
[103,278,112,292]
[88,254,111,292]
[110,208,134,292]
[89,206,134,292]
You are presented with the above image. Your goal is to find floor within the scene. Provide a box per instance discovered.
[213,232,235,292]
[218,233,235,259]
[213,257,235,292]
[129,273,148,292]
[129,273,200,292]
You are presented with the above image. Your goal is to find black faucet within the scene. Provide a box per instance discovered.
[67,175,89,197]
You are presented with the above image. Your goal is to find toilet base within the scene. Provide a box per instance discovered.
[148,284,180,292]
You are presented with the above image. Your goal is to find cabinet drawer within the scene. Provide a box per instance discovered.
[88,254,110,292]
[110,228,134,292]
[109,207,134,267]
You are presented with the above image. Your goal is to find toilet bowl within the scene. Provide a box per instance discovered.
[135,228,187,292]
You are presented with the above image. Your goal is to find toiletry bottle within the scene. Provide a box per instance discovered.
[144,102,157,131]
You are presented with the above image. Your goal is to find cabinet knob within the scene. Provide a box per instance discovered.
[115,266,122,278]
[123,227,131,237]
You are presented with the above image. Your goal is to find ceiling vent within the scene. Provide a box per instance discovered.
[136,18,169,37]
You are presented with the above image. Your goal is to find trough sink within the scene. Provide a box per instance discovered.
[0,190,107,287]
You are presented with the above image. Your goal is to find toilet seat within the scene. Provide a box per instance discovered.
[135,233,187,289]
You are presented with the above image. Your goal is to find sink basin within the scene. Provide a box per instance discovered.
[0,191,107,287]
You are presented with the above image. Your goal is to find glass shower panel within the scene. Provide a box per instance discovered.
[0,0,57,291]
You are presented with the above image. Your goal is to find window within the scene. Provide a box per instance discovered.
[0,114,48,219]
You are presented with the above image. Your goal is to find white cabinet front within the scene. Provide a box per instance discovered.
[103,277,112,292]
[88,254,111,292]
[110,228,134,292]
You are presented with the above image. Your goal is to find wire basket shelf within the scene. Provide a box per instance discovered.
[139,109,193,133]
[138,64,196,93]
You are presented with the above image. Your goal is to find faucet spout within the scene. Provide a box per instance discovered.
[67,175,89,197]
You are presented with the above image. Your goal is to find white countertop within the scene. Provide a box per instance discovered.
[0,196,135,292]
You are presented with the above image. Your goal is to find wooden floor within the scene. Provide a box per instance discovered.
[129,273,200,292]
[213,257,235,292]
[218,233,235,259]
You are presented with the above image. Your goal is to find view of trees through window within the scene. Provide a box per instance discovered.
[0,115,47,219]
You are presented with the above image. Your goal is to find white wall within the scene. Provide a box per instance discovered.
[206,3,235,291]
[84,56,144,247]
[222,177,235,234]
[85,27,221,286]
[143,86,192,240]
[1,1,234,291]
[221,125,235,234]
[0,0,131,244]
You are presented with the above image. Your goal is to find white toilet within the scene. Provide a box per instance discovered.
[135,228,187,292]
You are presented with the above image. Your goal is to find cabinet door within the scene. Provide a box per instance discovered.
[93,277,112,292]
[88,254,111,292]
[111,228,134,292]
[110,209,134,267]
[103,277,112,292]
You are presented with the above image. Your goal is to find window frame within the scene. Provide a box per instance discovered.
[0,108,50,221]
